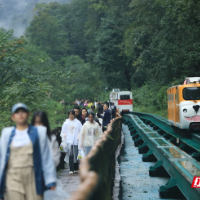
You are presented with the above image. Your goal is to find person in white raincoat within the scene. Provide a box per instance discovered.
[60,109,82,174]
[79,112,102,156]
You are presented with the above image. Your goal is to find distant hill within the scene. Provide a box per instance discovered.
[0,0,72,37]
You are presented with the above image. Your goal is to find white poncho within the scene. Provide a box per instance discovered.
[79,121,102,147]
[60,118,82,163]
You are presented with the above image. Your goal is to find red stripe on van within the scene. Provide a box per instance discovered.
[118,99,133,105]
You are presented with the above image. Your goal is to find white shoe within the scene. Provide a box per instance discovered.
[74,170,79,174]
[69,171,74,174]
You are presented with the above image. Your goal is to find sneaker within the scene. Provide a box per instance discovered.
[74,170,79,174]
[69,171,74,174]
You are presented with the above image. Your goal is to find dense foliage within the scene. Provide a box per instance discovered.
[25,0,200,108]
[1,0,200,128]
[0,29,64,129]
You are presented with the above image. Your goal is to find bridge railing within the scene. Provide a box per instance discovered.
[69,111,122,200]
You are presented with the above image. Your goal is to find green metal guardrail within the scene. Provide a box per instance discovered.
[123,114,200,200]
[70,115,122,200]
[126,112,200,161]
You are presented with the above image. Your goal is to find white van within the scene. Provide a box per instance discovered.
[109,89,133,112]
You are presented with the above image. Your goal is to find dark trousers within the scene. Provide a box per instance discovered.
[112,112,116,119]
[69,145,79,171]
[69,155,78,171]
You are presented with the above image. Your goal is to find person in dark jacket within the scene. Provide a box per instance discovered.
[110,102,116,119]
[74,105,85,125]
[97,102,103,118]
[101,103,111,132]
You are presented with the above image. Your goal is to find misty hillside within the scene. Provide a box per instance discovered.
[0,0,72,36]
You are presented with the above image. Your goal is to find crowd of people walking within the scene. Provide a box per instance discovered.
[60,100,117,174]
[0,100,117,200]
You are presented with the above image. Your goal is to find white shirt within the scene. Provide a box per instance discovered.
[60,119,82,145]
[80,121,102,146]
[12,128,30,147]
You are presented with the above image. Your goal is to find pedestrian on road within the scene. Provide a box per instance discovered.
[74,105,85,125]
[110,102,117,119]
[60,109,82,174]
[88,105,95,114]
[88,105,99,122]
[81,108,88,122]
[101,103,111,132]
[76,99,80,105]
[31,111,60,167]
[84,100,88,107]
[95,101,99,108]
[94,100,98,107]
[87,101,93,108]
[97,102,103,118]
[80,100,84,106]
[79,112,102,156]
[0,103,56,200]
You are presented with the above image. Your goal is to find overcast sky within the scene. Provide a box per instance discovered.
[0,0,71,37]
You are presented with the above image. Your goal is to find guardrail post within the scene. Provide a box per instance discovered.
[145,120,150,125]
[150,122,154,127]
[157,129,164,135]
[134,136,143,147]
[180,142,194,153]
[130,128,136,135]
[152,125,158,130]
[132,132,139,140]
[129,125,135,132]
[163,133,171,139]
[138,142,149,154]
[149,160,170,177]
[125,121,131,125]
[159,178,186,199]
[128,124,134,130]
[142,150,157,162]
[192,152,200,161]
[169,137,176,145]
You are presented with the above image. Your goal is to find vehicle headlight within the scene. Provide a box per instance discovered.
[183,109,187,113]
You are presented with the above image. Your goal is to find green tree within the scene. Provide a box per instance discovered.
[26,2,71,61]
[0,30,26,88]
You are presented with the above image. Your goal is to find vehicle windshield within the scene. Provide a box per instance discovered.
[183,87,200,100]
[120,95,130,100]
